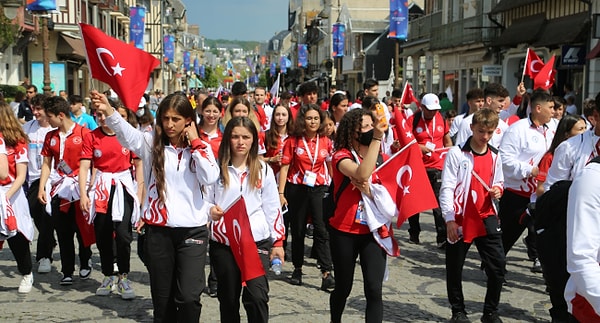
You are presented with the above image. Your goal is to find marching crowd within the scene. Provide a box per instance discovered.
[1,77,599,323]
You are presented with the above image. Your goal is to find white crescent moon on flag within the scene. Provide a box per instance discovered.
[96,48,115,76]
[233,219,243,255]
[397,165,413,195]
[530,59,542,73]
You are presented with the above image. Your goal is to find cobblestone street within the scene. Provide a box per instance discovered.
[0,214,553,322]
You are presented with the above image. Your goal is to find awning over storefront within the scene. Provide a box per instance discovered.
[533,12,589,47]
[492,14,545,47]
[57,33,86,61]
[490,0,543,14]
[400,44,427,57]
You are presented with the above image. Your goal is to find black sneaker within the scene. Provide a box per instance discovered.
[320,273,335,291]
[79,267,92,280]
[208,285,217,298]
[450,312,471,323]
[408,234,420,244]
[437,240,448,249]
[531,258,543,273]
[305,224,314,239]
[60,275,73,285]
[481,312,502,323]
[289,268,302,286]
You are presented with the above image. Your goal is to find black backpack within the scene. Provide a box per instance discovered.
[534,180,572,234]
[535,156,600,234]
[323,154,384,224]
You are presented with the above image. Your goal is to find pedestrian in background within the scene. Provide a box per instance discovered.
[23,94,56,274]
[78,98,142,300]
[278,104,335,290]
[0,102,35,293]
[37,96,93,286]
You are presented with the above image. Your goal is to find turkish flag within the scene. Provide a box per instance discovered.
[223,196,266,283]
[74,201,96,247]
[534,55,556,91]
[524,48,545,80]
[391,108,414,147]
[373,140,439,228]
[79,23,160,112]
[457,192,488,243]
[400,82,420,107]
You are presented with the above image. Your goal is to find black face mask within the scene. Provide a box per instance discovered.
[357,129,374,146]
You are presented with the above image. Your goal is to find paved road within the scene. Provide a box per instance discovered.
[0,214,553,322]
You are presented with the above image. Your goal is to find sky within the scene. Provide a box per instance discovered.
[181,0,289,41]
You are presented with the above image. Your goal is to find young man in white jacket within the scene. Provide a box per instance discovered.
[440,108,505,323]
[498,90,556,272]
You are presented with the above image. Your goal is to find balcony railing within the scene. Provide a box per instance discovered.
[430,15,499,50]
[407,11,442,41]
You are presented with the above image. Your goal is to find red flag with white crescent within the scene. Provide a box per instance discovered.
[400,82,420,107]
[79,23,160,112]
[533,55,556,91]
[524,48,545,80]
[391,107,414,148]
[223,196,265,283]
[373,140,439,227]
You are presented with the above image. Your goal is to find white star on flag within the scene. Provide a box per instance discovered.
[111,63,125,76]
[403,186,410,195]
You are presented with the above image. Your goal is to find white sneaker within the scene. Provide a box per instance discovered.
[18,273,33,293]
[37,258,51,273]
[96,276,115,296]
[117,276,135,300]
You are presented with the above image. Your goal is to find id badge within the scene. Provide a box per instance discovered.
[425,141,436,157]
[354,201,367,225]
[36,154,43,167]
[302,170,317,187]
[57,160,73,175]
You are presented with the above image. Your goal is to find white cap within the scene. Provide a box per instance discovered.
[421,93,441,110]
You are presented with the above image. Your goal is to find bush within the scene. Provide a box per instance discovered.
[0,84,25,98]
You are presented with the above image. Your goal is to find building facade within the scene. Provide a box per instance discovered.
[1,0,202,97]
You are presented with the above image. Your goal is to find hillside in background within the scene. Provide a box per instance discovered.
[204,38,261,51]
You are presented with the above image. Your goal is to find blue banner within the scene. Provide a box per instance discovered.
[279,57,287,74]
[298,44,308,67]
[245,56,255,73]
[332,23,345,57]
[270,62,276,77]
[200,65,205,79]
[194,58,200,75]
[163,35,175,63]
[183,51,191,71]
[389,0,408,40]
[129,7,145,49]
[26,0,56,11]
[279,56,291,74]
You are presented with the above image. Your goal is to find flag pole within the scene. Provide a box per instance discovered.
[521,48,529,84]
[399,81,408,107]
[375,138,417,171]
[275,73,280,98]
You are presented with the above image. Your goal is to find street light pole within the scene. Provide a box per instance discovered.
[41,15,51,95]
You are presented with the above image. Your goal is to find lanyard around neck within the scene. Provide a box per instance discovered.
[302,134,320,170]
